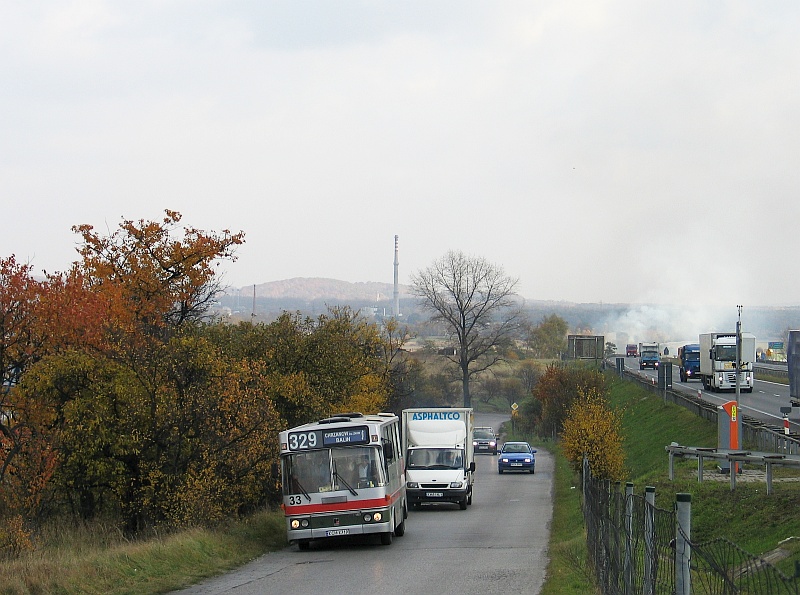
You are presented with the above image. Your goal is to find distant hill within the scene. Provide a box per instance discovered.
[228,278,413,302]
[221,278,800,342]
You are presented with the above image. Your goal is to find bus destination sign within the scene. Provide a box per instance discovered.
[322,426,369,446]
[287,425,370,451]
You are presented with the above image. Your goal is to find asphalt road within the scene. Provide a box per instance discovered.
[174,413,553,595]
[622,355,800,431]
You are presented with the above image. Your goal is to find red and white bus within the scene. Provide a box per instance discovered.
[279,412,407,550]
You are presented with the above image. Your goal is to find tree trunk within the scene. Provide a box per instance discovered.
[462,367,471,408]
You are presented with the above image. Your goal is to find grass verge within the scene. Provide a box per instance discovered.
[536,441,596,595]
[756,372,789,385]
[0,510,287,595]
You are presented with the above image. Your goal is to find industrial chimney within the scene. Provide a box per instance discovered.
[393,235,400,318]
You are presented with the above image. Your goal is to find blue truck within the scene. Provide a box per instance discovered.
[639,342,660,369]
[678,343,701,382]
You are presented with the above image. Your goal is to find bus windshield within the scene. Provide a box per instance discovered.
[283,446,384,496]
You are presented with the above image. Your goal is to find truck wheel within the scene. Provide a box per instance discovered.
[459,498,467,510]
[380,531,394,545]
[298,540,310,551]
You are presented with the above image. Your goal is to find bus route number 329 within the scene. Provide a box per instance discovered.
[288,431,318,450]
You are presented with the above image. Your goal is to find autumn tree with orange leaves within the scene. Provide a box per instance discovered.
[2,210,403,541]
[6,211,250,532]
[0,257,64,553]
[520,363,608,438]
[560,387,626,481]
[204,307,391,429]
[0,258,55,524]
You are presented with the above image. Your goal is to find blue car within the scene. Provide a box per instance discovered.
[498,442,536,474]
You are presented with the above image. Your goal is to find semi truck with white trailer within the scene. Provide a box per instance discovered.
[401,408,475,510]
[699,332,756,392]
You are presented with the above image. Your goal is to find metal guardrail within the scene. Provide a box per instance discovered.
[666,444,800,495]
[755,363,790,379]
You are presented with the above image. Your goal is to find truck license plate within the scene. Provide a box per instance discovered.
[425,492,443,497]
[326,529,350,536]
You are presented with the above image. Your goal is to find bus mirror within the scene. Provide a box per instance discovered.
[270,462,279,480]
[383,441,394,461]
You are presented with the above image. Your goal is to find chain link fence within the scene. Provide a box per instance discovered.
[582,460,800,594]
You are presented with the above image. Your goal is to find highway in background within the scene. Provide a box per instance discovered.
[622,355,799,433]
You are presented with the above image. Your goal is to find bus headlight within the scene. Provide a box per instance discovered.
[373,512,382,522]
[290,518,309,530]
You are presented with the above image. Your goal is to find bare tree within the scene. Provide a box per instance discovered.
[411,250,520,408]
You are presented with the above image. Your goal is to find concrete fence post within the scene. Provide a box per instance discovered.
[675,493,692,595]
[624,482,634,595]
[614,480,622,591]
[644,486,656,595]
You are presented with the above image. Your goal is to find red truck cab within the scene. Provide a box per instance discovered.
[626,344,638,357]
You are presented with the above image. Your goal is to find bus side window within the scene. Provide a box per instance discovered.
[383,439,394,463]
[381,428,394,462]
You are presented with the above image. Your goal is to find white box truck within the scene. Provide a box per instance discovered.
[402,408,475,510]
[699,332,756,392]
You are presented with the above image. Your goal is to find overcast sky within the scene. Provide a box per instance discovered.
[3,1,799,309]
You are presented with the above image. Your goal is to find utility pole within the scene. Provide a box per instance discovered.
[735,306,744,476]
[735,305,742,406]
[393,235,400,319]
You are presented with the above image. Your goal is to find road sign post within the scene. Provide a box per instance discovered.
[718,400,740,474]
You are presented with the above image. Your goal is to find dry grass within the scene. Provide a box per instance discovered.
[0,510,287,595]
